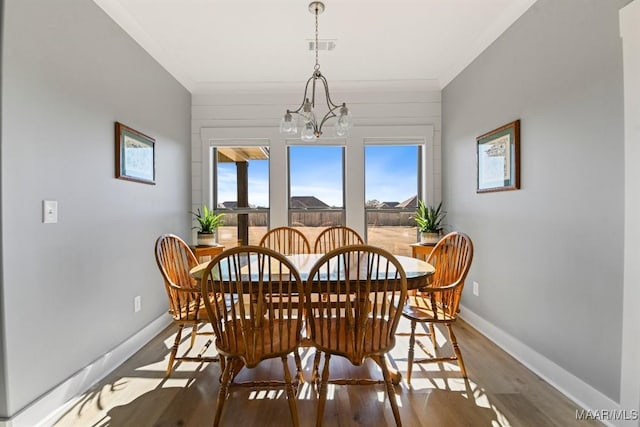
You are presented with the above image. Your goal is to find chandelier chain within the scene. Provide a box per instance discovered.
[314,7,320,71]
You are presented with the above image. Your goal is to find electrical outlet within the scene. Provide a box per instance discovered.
[473,281,479,296]
[134,296,141,312]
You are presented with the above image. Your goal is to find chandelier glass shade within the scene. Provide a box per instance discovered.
[280,1,352,141]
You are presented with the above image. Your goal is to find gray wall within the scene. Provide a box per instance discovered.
[0,0,191,418]
[443,0,627,401]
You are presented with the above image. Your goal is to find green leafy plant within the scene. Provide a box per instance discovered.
[192,205,224,234]
[414,200,446,233]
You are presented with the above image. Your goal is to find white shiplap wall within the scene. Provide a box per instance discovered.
[191,83,442,243]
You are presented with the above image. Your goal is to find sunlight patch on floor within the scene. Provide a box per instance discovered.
[297,381,318,400]
[417,378,515,426]
[493,408,514,426]
[248,389,285,400]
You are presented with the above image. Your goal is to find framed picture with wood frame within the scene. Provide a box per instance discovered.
[476,120,520,193]
[115,122,156,185]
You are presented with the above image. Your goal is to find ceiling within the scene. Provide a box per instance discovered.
[93,0,538,94]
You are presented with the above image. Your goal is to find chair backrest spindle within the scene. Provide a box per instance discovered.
[313,226,364,253]
[259,226,311,255]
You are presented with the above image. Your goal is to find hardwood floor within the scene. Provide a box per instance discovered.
[53,317,601,427]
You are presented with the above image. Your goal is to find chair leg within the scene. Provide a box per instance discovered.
[378,355,402,427]
[166,325,184,377]
[189,323,198,349]
[281,355,300,427]
[213,357,232,427]
[217,357,226,384]
[447,323,467,378]
[407,320,417,385]
[429,323,437,349]
[316,353,331,427]
[312,351,322,385]
[293,350,304,383]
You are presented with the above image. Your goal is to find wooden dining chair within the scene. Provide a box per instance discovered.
[305,245,408,427]
[258,226,309,375]
[154,234,218,377]
[313,225,364,253]
[200,246,305,427]
[401,231,474,382]
[310,226,364,374]
[259,226,311,255]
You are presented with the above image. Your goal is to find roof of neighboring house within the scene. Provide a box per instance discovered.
[396,195,418,209]
[218,201,237,209]
[378,201,400,208]
[290,196,330,209]
[218,201,259,209]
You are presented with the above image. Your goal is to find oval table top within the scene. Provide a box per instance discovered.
[190,253,435,290]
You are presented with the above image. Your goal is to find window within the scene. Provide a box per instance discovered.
[202,125,434,249]
[365,144,421,256]
[288,145,344,245]
[213,146,269,247]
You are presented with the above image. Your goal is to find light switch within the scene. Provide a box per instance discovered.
[43,200,58,223]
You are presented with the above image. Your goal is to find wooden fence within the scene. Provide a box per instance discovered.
[216,210,416,227]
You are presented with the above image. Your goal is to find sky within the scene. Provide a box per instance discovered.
[364,145,418,204]
[216,145,418,208]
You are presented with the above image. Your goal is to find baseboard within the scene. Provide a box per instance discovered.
[0,314,171,427]
[459,305,623,427]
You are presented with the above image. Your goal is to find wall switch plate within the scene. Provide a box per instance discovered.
[473,281,480,296]
[134,296,141,313]
[43,200,58,223]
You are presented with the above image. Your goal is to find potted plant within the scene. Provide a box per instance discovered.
[192,205,224,246]
[414,200,446,244]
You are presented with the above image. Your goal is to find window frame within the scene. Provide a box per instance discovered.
[363,138,427,244]
[286,141,347,227]
[199,125,436,239]
[206,139,272,245]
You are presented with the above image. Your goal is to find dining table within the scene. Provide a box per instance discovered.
[189,252,435,384]
[190,253,434,288]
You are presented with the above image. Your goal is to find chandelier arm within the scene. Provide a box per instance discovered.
[317,105,342,134]
[311,75,318,107]
[316,73,342,111]
[288,75,317,114]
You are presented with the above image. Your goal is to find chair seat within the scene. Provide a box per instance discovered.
[310,317,394,364]
[172,294,219,322]
[217,318,300,367]
[402,295,456,322]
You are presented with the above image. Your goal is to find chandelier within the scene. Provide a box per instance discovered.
[279,1,352,141]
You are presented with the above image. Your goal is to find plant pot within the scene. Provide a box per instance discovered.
[197,232,217,247]
[420,231,441,245]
